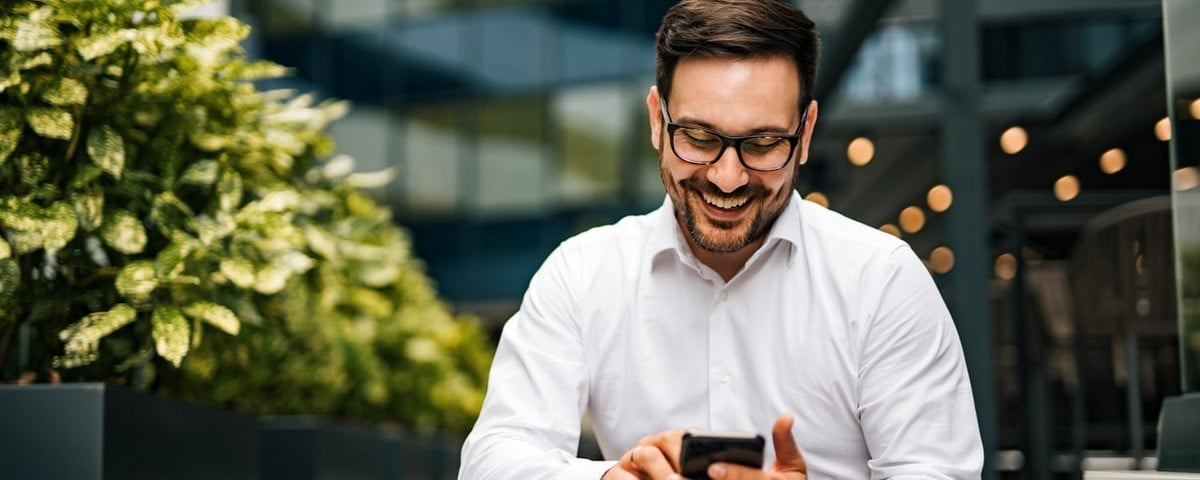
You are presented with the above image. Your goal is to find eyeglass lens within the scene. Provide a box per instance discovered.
[671,128,792,171]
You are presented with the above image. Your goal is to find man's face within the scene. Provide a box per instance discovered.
[647,56,817,254]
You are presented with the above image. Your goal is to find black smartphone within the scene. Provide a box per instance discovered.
[679,431,765,480]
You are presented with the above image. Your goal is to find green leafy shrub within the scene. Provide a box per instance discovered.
[0,0,491,432]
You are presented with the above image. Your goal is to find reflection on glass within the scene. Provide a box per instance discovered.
[555,85,624,203]
[477,96,547,214]
[404,104,464,214]
[1164,0,1200,392]
[328,106,393,203]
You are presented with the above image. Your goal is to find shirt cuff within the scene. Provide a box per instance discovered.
[561,459,618,480]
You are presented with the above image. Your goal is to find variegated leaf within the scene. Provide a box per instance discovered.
[345,168,397,189]
[152,307,190,367]
[70,164,103,188]
[0,69,19,95]
[0,106,22,166]
[218,258,256,288]
[232,60,288,81]
[87,125,125,179]
[0,236,10,260]
[254,264,291,294]
[191,213,235,245]
[42,202,78,255]
[115,261,157,302]
[216,169,242,212]
[179,159,218,186]
[26,107,73,140]
[18,153,49,186]
[71,188,104,231]
[303,225,340,261]
[150,192,193,234]
[78,28,134,61]
[183,301,240,335]
[41,78,87,106]
[154,239,192,279]
[14,9,61,51]
[21,52,52,70]
[57,303,138,368]
[101,210,146,254]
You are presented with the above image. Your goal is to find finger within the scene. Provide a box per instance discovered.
[637,430,686,472]
[706,462,765,480]
[770,414,806,474]
[603,464,642,480]
[630,445,683,480]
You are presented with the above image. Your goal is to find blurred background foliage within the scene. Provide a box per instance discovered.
[0,0,491,432]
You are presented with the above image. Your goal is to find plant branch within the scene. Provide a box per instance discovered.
[0,319,19,378]
[63,103,85,165]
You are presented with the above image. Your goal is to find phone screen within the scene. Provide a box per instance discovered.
[679,431,765,480]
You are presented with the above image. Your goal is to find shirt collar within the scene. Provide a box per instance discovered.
[645,191,805,270]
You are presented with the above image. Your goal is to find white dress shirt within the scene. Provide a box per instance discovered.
[459,192,983,480]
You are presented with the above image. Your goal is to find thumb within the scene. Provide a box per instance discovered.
[771,414,807,474]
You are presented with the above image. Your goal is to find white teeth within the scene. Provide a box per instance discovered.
[701,192,748,209]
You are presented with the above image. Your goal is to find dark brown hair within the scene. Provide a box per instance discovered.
[655,0,820,107]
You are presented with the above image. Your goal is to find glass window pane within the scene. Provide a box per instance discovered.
[555,84,624,204]
[404,104,464,214]
[477,97,548,214]
[328,105,394,202]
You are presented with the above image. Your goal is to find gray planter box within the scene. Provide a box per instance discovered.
[260,416,380,480]
[378,430,462,480]
[0,383,258,480]
[1158,393,1200,473]
[259,417,465,480]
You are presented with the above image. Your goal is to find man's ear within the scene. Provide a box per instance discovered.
[646,86,662,152]
[796,100,819,165]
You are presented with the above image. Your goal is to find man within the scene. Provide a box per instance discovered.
[459,0,983,478]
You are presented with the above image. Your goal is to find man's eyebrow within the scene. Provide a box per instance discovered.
[672,115,795,136]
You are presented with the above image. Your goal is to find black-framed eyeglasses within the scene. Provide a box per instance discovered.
[659,97,807,172]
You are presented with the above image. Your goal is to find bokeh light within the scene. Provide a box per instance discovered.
[1175,167,1199,191]
[995,253,1017,280]
[805,191,830,207]
[1099,148,1126,174]
[899,206,926,234]
[927,184,953,213]
[929,246,955,274]
[1054,175,1080,202]
[1155,117,1172,142]
[847,137,875,166]
[1000,126,1028,155]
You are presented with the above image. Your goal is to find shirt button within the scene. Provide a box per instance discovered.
[719,291,729,301]
[719,374,731,384]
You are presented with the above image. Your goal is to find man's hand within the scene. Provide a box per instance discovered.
[704,414,807,480]
[602,414,807,480]
[603,429,687,480]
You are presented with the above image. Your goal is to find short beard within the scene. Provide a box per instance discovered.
[663,166,786,254]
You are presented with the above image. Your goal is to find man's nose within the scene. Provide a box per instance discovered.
[706,145,750,193]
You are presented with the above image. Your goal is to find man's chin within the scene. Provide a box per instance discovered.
[688,217,755,253]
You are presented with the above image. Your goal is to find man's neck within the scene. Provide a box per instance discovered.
[687,236,765,283]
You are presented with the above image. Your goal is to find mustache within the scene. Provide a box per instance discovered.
[679,176,769,200]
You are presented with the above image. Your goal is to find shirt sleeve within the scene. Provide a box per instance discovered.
[459,243,617,480]
[856,245,984,479]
